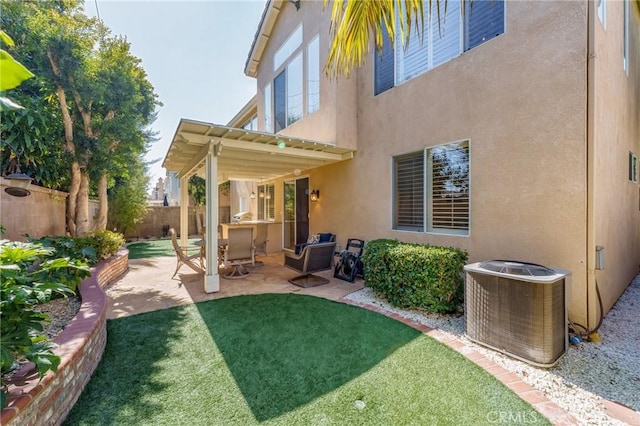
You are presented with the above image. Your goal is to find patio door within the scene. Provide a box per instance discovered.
[283,177,309,250]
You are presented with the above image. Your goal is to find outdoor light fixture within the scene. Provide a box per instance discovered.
[250,191,256,199]
[5,172,32,197]
[277,140,286,149]
[310,189,320,202]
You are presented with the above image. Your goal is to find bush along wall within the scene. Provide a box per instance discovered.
[361,239,468,313]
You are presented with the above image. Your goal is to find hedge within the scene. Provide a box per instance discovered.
[361,239,468,313]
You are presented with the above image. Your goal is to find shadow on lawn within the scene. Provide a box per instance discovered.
[63,303,190,425]
[196,293,420,422]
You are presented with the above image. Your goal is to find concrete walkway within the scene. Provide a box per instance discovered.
[106,252,364,319]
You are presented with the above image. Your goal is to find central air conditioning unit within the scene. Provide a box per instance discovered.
[464,260,570,367]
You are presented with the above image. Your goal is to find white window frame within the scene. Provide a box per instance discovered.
[257,183,275,220]
[623,0,629,75]
[307,35,320,114]
[597,0,606,29]
[264,83,272,132]
[392,140,470,236]
[286,52,303,126]
[274,24,302,71]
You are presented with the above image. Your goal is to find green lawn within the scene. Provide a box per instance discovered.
[64,294,550,425]
[126,238,200,259]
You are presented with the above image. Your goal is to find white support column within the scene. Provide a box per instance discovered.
[204,143,220,292]
[180,175,189,247]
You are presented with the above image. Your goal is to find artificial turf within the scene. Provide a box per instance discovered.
[126,238,200,259]
[64,294,550,425]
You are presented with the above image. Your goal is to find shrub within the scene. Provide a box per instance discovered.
[361,239,468,313]
[30,230,125,266]
[0,240,90,408]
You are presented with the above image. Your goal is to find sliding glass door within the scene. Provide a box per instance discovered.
[283,177,309,250]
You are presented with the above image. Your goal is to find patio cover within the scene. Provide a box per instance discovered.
[161,118,356,293]
[163,118,355,181]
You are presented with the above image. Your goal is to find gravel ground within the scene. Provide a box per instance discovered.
[35,295,82,339]
[344,274,640,426]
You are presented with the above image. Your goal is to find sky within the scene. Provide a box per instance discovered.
[82,0,267,189]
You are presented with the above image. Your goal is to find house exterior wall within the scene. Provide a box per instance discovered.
[242,0,639,328]
[310,1,591,324]
[591,0,640,323]
[255,0,358,149]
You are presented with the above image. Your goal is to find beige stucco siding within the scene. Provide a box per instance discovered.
[592,0,640,324]
[322,1,589,323]
[255,1,357,148]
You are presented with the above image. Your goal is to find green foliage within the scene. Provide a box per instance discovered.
[362,239,468,313]
[0,91,68,189]
[0,30,34,110]
[30,230,124,266]
[0,240,90,405]
[188,175,206,206]
[107,158,149,235]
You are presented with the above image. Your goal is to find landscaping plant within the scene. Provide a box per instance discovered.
[29,230,125,267]
[0,240,90,408]
[362,239,468,313]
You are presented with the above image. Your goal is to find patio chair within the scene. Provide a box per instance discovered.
[169,228,204,278]
[251,223,268,267]
[284,241,337,288]
[220,227,255,279]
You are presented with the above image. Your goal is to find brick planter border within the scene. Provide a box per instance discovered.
[1,249,129,426]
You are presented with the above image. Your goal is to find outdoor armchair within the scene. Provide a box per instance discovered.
[220,227,255,279]
[284,241,337,288]
[169,228,204,278]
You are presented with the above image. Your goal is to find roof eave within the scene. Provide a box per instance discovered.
[244,0,284,78]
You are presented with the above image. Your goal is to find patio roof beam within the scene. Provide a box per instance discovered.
[178,143,212,178]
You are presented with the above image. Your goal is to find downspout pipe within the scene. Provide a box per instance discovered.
[586,0,598,331]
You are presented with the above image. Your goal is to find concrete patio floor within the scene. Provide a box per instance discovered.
[106,252,364,319]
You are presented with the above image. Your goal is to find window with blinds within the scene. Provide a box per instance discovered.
[429,141,469,233]
[375,0,504,95]
[393,152,425,231]
[257,184,275,220]
[393,141,470,235]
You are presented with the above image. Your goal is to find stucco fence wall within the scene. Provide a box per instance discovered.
[0,178,100,241]
[124,205,230,239]
[0,249,129,426]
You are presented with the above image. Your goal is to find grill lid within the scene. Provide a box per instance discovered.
[478,260,556,276]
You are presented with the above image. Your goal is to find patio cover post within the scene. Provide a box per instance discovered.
[204,143,220,292]
[179,175,189,247]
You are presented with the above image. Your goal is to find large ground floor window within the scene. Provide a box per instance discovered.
[393,140,470,235]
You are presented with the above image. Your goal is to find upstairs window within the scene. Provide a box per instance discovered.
[242,115,258,130]
[597,0,606,29]
[273,52,303,132]
[376,0,504,95]
[264,83,272,132]
[307,36,320,114]
[623,0,629,74]
[274,25,302,71]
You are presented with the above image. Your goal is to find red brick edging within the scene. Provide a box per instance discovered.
[1,249,129,426]
[339,299,580,426]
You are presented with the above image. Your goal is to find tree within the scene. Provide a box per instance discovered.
[188,175,206,236]
[107,157,149,235]
[325,0,426,77]
[2,1,159,235]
